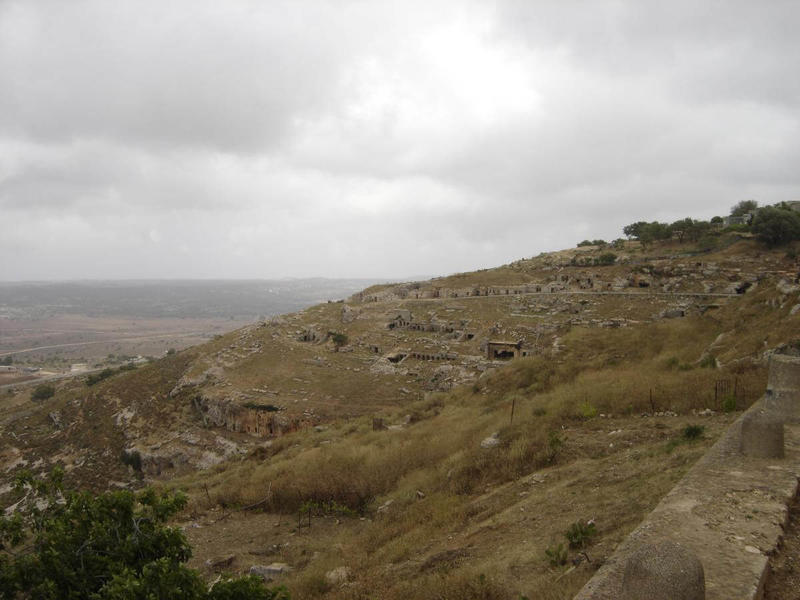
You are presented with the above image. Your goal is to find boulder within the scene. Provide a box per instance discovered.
[341,305,360,323]
[325,566,351,585]
[480,432,500,449]
[205,554,235,570]
[249,563,292,581]
[777,279,800,295]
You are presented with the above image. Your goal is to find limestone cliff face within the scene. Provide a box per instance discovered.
[193,395,299,437]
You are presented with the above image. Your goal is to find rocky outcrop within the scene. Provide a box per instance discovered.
[192,395,298,437]
[170,366,225,398]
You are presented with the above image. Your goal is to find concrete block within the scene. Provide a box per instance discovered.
[765,354,800,420]
[740,410,784,459]
[621,540,705,600]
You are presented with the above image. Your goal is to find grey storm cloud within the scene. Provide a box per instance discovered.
[1,0,799,280]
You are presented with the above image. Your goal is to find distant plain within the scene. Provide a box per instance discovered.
[0,279,388,369]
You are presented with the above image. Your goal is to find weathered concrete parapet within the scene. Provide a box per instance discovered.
[765,353,800,420]
[621,540,705,600]
[573,394,800,600]
[740,410,784,459]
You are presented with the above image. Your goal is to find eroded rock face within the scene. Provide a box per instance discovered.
[170,366,225,398]
[193,395,297,437]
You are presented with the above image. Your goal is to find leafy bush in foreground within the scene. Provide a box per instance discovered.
[751,206,800,247]
[0,469,289,600]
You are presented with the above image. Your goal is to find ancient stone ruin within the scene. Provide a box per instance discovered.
[485,340,526,360]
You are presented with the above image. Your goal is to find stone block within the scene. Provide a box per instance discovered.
[740,410,784,458]
[249,563,291,580]
[765,353,800,420]
[621,540,705,600]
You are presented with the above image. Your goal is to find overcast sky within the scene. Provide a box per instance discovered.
[1,1,799,280]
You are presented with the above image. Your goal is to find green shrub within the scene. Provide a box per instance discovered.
[565,520,597,549]
[544,431,564,464]
[87,368,115,386]
[31,384,55,401]
[120,449,143,472]
[696,234,720,252]
[721,394,737,413]
[0,470,289,600]
[682,424,705,440]
[545,543,568,567]
[577,239,606,248]
[328,331,349,349]
[751,206,800,247]
[698,354,717,369]
[595,253,617,266]
[578,400,598,419]
[243,402,280,412]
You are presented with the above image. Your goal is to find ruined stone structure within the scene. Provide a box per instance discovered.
[485,340,524,360]
[409,351,458,361]
[405,318,466,334]
[386,310,412,330]
[297,328,326,343]
[384,352,407,364]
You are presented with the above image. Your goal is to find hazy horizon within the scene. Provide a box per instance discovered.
[0,278,393,320]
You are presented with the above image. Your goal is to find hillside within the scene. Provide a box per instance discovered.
[2,233,800,599]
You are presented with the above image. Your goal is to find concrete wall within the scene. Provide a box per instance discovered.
[574,353,800,600]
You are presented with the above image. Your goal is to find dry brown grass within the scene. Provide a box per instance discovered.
[171,271,783,598]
